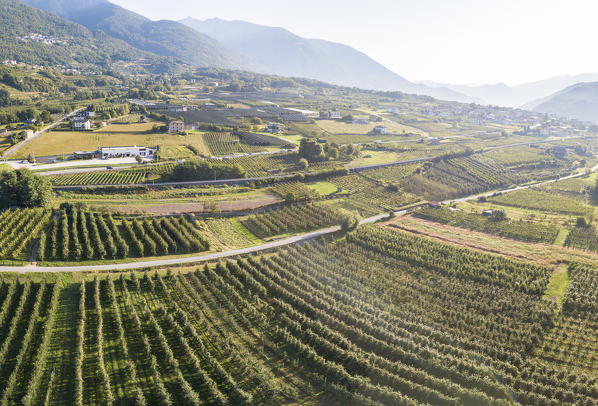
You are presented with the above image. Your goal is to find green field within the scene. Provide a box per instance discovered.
[316,119,423,135]
[307,181,338,195]
[543,266,571,306]
[347,150,409,167]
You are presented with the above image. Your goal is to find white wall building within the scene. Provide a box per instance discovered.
[330,111,342,119]
[373,125,389,134]
[21,129,34,139]
[100,146,157,159]
[73,117,92,131]
[284,108,319,119]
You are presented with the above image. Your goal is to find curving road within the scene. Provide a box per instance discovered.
[445,163,598,204]
[0,165,596,273]
[0,209,406,273]
[0,226,342,273]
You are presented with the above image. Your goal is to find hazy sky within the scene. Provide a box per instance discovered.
[111,0,598,86]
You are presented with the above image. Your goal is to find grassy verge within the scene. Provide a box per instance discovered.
[229,218,262,244]
[543,265,571,308]
[307,181,338,195]
[554,228,570,246]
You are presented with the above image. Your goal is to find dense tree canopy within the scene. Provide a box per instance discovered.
[0,89,12,107]
[299,139,325,162]
[169,160,246,182]
[0,168,53,208]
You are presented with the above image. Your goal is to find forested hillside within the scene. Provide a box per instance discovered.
[21,0,250,70]
[0,0,171,72]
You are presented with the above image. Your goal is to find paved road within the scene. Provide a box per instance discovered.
[2,108,85,158]
[0,226,342,273]
[446,164,598,204]
[1,164,596,273]
[51,157,435,190]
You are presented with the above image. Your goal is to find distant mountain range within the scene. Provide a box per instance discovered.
[524,82,598,123]
[420,73,598,107]
[179,18,478,102]
[20,0,247,69]
[8,0,479,102]
[8,0,598,112]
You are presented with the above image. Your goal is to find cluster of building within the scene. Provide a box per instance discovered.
[72,111,96,131]
[18,33,67,46]
[415,102,547,128]
[266,122,283,133]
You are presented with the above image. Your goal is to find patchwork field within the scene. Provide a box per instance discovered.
[2,59,598,406]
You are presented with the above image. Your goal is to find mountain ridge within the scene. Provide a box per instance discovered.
[20,0,249,69]
[0,0,173,73]
[528,81,598,123]
[420,73,598,107]
[180,17,480,103]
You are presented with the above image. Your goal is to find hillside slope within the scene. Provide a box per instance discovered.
[21,0,249,69]
[422,72,598,107]
[530,82,598,123]
[181,17,479,102]
[0,0,170,72]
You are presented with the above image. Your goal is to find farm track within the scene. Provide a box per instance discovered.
[0,164,596,273]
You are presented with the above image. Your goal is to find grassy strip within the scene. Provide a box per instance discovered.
[229,218,262,244]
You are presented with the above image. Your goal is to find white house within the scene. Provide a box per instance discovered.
[73,117,92,131]
[100,146,157,159]
[21,129,34,139]
[168,121,185,133]
[352,118,369,125]
[373,125,389,135]
[267,122,283,133]
[330,111,342,120]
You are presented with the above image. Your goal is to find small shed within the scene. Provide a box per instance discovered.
[482,209,494,217]
[428,201,441,209]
